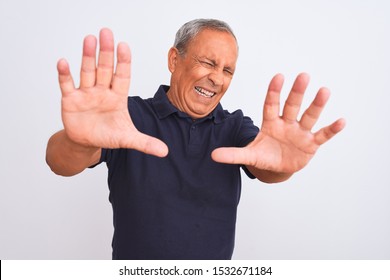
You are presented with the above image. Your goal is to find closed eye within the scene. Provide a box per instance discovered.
[200,61,214,68]
[224,68,234,76]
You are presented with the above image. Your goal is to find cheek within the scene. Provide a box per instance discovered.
[221,79,232,94]
[191,66,211,79]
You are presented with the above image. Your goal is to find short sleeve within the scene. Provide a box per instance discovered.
[236,115,259,148]
[88,148,109,168]
[235,114,259,179]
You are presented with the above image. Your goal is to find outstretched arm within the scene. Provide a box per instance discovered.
[46,28,168,176]
[46,130,101,176]
[212,73,346,183]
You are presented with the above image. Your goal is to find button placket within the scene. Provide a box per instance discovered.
[188,123,202,155]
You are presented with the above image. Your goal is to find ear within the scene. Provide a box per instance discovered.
[167,47,179,73]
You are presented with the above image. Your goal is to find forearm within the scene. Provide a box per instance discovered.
[246,165,293,184]
[46,130,101,176]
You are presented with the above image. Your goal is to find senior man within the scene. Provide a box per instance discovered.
[46,19,345,259]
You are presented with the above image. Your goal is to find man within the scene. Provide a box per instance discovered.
[46,19,345,259]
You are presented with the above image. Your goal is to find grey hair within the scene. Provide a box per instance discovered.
[174,18,237,56]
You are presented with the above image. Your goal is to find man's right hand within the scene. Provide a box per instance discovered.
[57,28,168,157]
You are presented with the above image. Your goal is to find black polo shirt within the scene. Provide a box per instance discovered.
[97,85,259,259]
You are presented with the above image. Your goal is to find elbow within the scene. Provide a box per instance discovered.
[257,175,292,184]
[45,153,79,177]
[248,166,293,184]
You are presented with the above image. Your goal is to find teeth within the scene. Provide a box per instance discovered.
[195,86,215,98]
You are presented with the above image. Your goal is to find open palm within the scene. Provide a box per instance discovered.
[212,73,345,174]
[57,28,168,157]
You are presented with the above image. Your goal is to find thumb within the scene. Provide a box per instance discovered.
[211,147,253,165]
[125,132,169,158]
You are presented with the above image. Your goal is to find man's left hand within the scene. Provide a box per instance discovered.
[212,73,346,182]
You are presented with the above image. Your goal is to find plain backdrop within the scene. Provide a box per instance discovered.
[0,0,389,259]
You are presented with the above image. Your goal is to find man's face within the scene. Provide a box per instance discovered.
[167,29,238,119]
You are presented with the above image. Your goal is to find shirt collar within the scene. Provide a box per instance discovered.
[152,85,225,124]
[152,85,178,119]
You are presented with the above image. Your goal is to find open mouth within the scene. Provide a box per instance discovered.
[195,86,216,98]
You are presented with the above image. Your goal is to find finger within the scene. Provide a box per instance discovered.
[300,87,330,131]
[80,35,97,88]
[125,132,169,158]
[314,118,346,145]
[263,74,284,121]
[112,42,131,96]
[57,58,76,95]
[282,73,310,123]
[211,147,253,166]
[96,28,114,88]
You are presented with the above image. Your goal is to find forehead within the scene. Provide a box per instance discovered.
[186,29,238,61]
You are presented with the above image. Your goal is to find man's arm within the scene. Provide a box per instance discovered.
[46,28,168,176]
[46,130,101,176]
[246,167,293,184]
[212,73,346,183]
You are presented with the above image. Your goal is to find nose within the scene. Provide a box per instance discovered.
[208,69,224,87]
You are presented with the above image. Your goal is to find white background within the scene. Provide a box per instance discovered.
[0,0,389,259]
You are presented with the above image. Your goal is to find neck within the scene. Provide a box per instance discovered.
[166,88,202,120]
